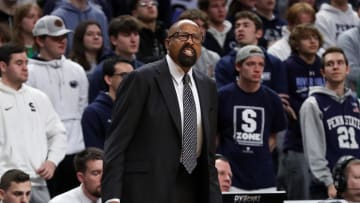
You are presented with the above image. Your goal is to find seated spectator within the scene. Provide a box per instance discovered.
[0,169,31,203]
[49,147,104,203]
[70,20,104,75]
[82,57,134,149]
[215,154,233,192]
[12,3,42,58]
[333,156,360,202]
[178,9,220,79]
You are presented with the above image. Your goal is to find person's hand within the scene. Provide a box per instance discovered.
[36,160,56,180]
[269,134,277,152]
[327,184,337,199]
[278,93,297,120]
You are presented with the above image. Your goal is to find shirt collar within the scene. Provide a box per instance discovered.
[166,54,194,85]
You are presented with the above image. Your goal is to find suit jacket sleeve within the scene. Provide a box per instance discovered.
[102,70,148,201]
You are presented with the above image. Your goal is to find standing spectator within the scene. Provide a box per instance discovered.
[0,169,31,203]
[268,2,316,61]
[130,0,167,63]
[282,24,325,200]
[301,47,360,199]
[255,0,287,49]
[51,0,109,56]
[215,154,233,192]
[13,3,42,58]
[0,43,66,203]
[69,20,104,75]
[178,9,221,79]
[337,21,360,93]
[217,45,287,191]
[88,15,143,103]
[198,0,236,57]
[27,15,89,197]
[101,19,222,203]
[333,156,360,202]
[82,57,134,149]
[315,0,358,49]
[49,148,104,203]
[270,2,317,191]
[215,11,287,96]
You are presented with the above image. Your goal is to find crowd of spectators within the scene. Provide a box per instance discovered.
[1,0,360,202]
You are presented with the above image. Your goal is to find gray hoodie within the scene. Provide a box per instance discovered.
[300,86,357,186]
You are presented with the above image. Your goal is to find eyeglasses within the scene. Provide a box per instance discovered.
[113,72,129,77]
[168,32,203,44]
[138,1,158,7]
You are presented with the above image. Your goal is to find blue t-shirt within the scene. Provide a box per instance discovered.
[217,83,287,190]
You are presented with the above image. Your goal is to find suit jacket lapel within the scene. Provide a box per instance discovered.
[155,59,182,138]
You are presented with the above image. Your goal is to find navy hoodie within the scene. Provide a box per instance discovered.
[81,91,113,149]
[283,54,325,152]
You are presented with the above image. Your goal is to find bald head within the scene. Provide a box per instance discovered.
[166,19,202,71]
[168,19,200,37]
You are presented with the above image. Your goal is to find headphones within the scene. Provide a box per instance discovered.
[332,155,357,196]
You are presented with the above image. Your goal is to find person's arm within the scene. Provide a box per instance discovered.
[269,133,277,152]
[300,97,334,187]
[102,71,148,202]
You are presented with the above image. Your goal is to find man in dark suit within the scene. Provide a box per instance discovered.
[101,19,222,203]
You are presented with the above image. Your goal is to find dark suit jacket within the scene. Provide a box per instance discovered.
[102,58,222,203]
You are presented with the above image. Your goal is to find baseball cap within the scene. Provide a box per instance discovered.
[32,15,71,37]
[236,45,264,63]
